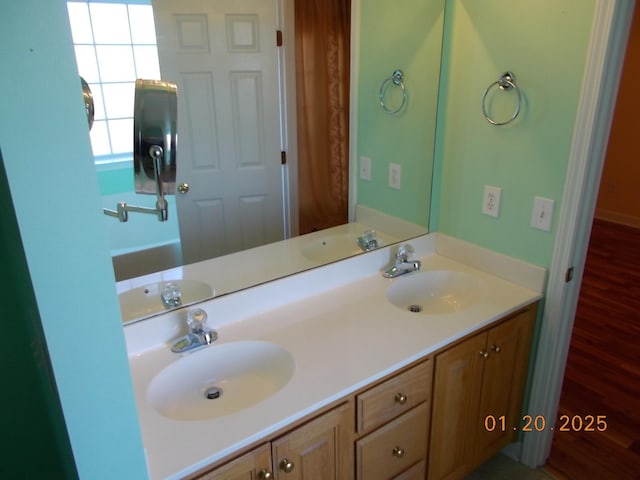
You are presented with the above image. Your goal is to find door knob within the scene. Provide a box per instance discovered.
[178,182,190,194]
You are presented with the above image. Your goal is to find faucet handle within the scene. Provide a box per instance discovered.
[161,282,182,308]
[187,308,208,333]
[396,244,415,261]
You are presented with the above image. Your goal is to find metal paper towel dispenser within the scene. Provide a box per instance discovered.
[104,79,178,222]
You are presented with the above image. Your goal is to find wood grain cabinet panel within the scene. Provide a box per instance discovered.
[428,305,537,480]
[271,401,353,479]
[356,360,433,433]
[194,443,272,480]
[356,402,429,480]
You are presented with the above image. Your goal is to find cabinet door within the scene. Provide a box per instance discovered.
[195,443,272,480]
[271,402,354,479]
[474,307,536,466]
[428,333,486,480]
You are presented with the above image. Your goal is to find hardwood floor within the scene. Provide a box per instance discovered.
[545,219,640,480]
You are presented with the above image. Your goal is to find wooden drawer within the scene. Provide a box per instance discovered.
[357,359,432,433]
[356,403,429,480]
[394,460,426,480]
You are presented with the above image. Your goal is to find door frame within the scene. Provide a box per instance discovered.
[521,0,635,466]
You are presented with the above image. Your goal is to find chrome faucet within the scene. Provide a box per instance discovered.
[383,244,421,278]
[357,229,379,252]
[171,308,217,353]
[161,282,182,309]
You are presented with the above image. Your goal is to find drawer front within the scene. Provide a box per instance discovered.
[356,403,429,480]
[394,460,426,480]
[357,359,432,433]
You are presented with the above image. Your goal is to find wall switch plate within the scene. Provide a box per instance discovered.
[482,185,502,217]
[360,156,371,181]
[389,163,401,189]
[531,196,554,231]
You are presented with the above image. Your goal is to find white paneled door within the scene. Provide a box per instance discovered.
[153,0,285,264]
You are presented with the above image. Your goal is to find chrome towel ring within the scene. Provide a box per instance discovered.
[379,69,407,115]
[482,71,522,126]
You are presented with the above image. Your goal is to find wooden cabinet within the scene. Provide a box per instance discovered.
[193,402,353,480]
[189,303,538,480]
[427,305,537,480]
[356,360,433,480]
[271,402,353,479]
[194,444,272,480]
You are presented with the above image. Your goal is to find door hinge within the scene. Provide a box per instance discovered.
[276,30,283,47]
[565,267,574,283]
[281,151,287,165]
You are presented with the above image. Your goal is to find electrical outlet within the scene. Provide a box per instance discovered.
[360,156,371,181]
[389,163,401,189]
[482,185,502,217]
[531,196,554,231]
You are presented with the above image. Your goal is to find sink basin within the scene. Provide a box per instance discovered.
[386,270,487,315]
[147,341,295,421]
[119,279,214,324]
[300,234,363,263]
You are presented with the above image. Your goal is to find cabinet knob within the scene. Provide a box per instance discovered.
[280,458,295,473]
[490,344,501,353]
[479,351,489,359]
[258,469,273,480]
[178,182,190,194]
[395,393,408,405]
[392,446,406,458]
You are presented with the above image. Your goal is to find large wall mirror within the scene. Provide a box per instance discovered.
[67,0,445,322]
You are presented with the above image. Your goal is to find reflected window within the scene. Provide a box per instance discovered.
[67,1,161,164]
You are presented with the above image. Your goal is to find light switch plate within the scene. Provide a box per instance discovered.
[531,196,554,231]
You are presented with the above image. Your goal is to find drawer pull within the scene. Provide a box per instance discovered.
[392,446,406,458]
[258,469,273,480]
[280,458,295,473]
[395,393,408,405]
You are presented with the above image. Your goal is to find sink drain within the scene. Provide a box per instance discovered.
[204,387,222,400]
[408,304,422,313]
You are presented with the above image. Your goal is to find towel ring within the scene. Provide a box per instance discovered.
[379,70,407,115]
[482,72,522,126]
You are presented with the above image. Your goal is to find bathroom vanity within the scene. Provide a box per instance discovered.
[124,233,545,479]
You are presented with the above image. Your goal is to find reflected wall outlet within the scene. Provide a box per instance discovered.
[360,156,371,181]
[531,196,554,231]
[482,185,502,218]
[389,163,401,189]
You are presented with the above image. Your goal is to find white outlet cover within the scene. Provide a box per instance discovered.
[389,163,401,190]
[482,185,502,217]
[360,156,371,181]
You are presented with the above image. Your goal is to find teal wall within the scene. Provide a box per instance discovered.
[0,1,148,478]
[356,0,445,228]
[430,0,597,267]
[97,164,135,195]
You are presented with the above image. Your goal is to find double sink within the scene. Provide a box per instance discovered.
[146,269,485,422]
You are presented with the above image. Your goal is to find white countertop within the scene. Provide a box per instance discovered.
[125,233,545,479]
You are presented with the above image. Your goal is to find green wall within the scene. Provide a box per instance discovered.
[430,0,597,267]
[97,164,135,195]
[356,0,445,227]
[0,1,148,478]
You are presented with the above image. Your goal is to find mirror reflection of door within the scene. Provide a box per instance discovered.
[153,0,286,264]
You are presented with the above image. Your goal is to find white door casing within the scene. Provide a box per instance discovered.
[153,0,286,265]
